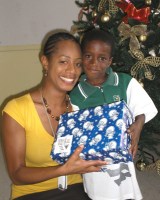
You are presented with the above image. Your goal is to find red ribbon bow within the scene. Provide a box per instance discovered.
[116,0,151,24]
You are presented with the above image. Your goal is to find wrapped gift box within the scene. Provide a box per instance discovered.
[50,100,133,165]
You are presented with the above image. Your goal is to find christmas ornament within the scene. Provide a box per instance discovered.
[139,34,147,42]
[129,49,160,80]
[145,0,152,6]
[101,12,111,22]
[136,159,146,171]
[92,10,98,18]
[118,22,147,51]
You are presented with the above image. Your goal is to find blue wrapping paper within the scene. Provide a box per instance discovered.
[50,100,133,164]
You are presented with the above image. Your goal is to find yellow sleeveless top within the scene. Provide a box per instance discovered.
[3,94,82,199]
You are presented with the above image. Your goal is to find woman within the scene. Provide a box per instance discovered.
[2,31,106,200]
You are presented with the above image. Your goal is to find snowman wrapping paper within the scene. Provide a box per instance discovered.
[50,100,133,165]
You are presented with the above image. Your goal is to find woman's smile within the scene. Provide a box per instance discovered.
[60,76,75,84]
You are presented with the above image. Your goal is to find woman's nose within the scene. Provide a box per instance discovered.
[66,62,76,73]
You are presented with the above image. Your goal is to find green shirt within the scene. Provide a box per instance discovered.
[70,68,132,109]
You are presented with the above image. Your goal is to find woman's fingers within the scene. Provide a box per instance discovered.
[64,145,107,174]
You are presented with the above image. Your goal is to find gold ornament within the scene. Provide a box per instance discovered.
[139,34,147,42]
[136,159,146,171]
[129,49,160,80]
[145,0,152,5]
[101,12,110,22]
[92,11,98,18]
[118,22,147,51]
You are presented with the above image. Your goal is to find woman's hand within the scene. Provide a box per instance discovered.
[63,145,107,175]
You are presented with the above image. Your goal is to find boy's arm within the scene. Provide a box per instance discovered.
[127,78,158,123]
[127,114,145,159]
[126,78,158,158]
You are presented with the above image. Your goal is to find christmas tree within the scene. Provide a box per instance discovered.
[71,0,160,165]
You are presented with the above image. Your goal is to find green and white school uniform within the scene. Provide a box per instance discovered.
[70,68,158,200]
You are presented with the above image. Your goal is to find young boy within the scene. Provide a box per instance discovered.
[70,29,158,200]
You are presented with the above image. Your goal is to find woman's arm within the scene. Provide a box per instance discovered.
[2,112,106,185]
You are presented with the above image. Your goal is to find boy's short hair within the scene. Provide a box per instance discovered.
[81,28,115,57]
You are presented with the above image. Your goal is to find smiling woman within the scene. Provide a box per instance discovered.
[1,30,107,200]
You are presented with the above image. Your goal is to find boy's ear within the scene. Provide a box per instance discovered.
[108,57,113,66]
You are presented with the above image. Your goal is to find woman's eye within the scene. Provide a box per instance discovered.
[60,60,68,64]
[76,62,83,68]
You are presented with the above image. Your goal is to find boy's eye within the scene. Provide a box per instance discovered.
[99,57,107,62]
[84,54,91,59]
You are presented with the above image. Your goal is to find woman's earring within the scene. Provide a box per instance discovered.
[43,69,48,77]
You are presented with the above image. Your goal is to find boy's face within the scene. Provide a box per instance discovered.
[82,40,112,82]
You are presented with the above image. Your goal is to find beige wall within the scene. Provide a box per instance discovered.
[0,45,42,107]
[0,45,42,200]
[0,0,79,46]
